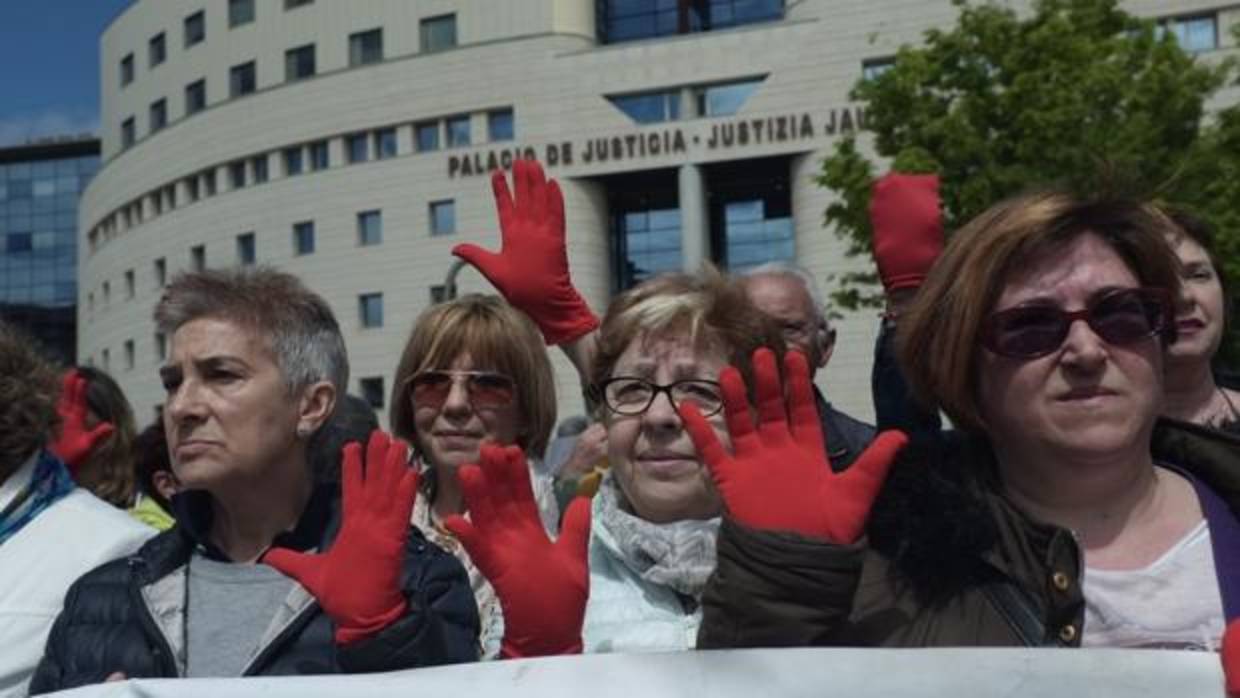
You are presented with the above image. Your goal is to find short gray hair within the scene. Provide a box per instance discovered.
[742,262,831,331]
[154,267,348,397]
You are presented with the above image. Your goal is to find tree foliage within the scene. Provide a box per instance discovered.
[818,0,1239,366]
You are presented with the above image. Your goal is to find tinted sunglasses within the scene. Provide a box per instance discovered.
[980,287,1171,359]
[408,370,516,409]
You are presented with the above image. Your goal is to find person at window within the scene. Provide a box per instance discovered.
[30,268,477,692]
[388,293,559,660]
[0,322,153,698]
[691,192,1240,652]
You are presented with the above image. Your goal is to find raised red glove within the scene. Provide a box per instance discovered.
[869,173,943,292]
[263,430,419,645]
[1223,618,1240,695]
[680,348,908,543]
[444,444,591,658]
[49,369,115,472]
[452,159,599,345]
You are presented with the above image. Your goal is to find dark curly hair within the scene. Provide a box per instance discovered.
[0,322,61,478]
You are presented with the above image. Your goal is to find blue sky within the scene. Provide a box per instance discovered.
[0,0,133,146]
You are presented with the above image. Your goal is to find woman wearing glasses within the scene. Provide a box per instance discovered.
[691,192,1240,651]
[389,293,558,659]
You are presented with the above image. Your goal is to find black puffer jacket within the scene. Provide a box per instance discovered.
[29,484,479,693]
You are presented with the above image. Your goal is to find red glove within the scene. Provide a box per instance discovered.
[1223,619,1240,695]
[49,369,115,472]
[263,430,419,645]
[452,159,599,345]
[444,444,591,658]
[869,173,943,292]
[680,348,908,543]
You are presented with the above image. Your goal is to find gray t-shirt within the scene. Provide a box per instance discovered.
[185,552,295,677]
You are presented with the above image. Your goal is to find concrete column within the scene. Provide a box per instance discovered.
[678,162,709,271]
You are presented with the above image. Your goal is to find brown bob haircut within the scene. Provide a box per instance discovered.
[0,321,60,477]
[898,191,1182,433]
[389,294,556,457]
[590,266,786,407]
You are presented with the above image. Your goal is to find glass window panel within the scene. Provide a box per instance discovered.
[421,14,458,53]
[700,79,761,117]
[186,79,207,114]
[374,128,398,159]
[416,122,440,151]
[229,0,255,27]
[488,109,514,142]
[252,155,269,183]
[347,133,369,163]
[430,200,456,236]
[446,116,471,147]
[358,210,382,245]
[284,147,304,175]
[149,32,166,67]
[293,221,315,255]
[359,293,384,328]
[230,61,257,97]
[32,180,55,198]
[349,28,384,66]
[184,11,205,48]
[309,141,329,170]
[285,44,316,81]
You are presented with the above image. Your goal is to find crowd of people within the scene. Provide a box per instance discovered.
[0,158,1238,697]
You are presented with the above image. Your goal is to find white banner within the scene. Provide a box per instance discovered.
[47,647,1224,698]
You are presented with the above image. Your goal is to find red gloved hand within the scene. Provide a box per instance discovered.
[263,430,419,645]
[869,173,944,293]
[680,348,908,543]
[452,159,599,345]
[444,444,591,658]
[1223,618,1240,695]
[49,369,115,473]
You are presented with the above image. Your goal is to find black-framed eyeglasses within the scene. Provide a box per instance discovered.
[408,370,517,409]
[598,376,725,417]
[980,287,1172,360]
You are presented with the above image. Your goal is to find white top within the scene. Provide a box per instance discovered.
[1082,521,1224,650]
[0,453,155,698]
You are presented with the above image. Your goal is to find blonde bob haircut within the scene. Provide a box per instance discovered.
[390,294,556,457]
[898,191,1182,434]
[590,266,786,408]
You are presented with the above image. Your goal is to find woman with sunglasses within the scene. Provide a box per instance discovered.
[389,293,559,659]
[689,192,1240,652]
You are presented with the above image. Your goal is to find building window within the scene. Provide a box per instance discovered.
[357,210,382,246]
[164,184,177,210]
[191,244,206,271]
[421,14,457,53]
[293,221,316,255]
[695,78,762,117]
[149,32,166,67]
[359,293,384,328]
[285,0,313,8]
[309,140,329,170]
[103,280,111,304]
[415,121,440,152]
[185,79,207,115]
[446,115,470,147]
[120,54,134,87]
[1165,14,1218,53]
[229,160,247,189]
[429,284,448,304]
[186,175,200,202]
[359,377,385,409]
[285,44,316,82]
[349,28,383,67]
[230,61,257,97]
[229,0,255,27]
[236,232,256,265]
[284,146,304,176]
[610,169,681,290]
[202,169,217,197]
[120,117,136,148]
[608,90,680,124]
[149,99,167,132]
[598,0,783,44]
[346,133,369,163]
[102,348,111,372]
[252,155,269,183]
[184,10,206,48]
[429,200,456,236]
[862,57,895,81]
[155,332,167,361]
[374,128,397,159]
[293,221,315,255]
[154,257,166,287]
[124,269,135,298]
[708,157,794,273]
[487,109,514,142]
[124,340,135,370]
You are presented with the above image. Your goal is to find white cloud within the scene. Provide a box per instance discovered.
[0,108,99,147]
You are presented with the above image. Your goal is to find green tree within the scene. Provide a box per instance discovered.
[817,0,1238,341]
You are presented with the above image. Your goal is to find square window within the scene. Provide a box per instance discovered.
[229,160,247,189]
[429,200,456,236]
[357,210,382,246]
[149,32,166,68]
[862,57,894,81]
[421,14,457,53]
[359,377,385,409]
[229,0,255,27]
[309,140,329,170]
[236,232,256,265]
[284,147,304,176]
[120,117,136,148]
[124,269,135,298]
[487,109,514,142]
[346,133,369,163]
[186,79,207,115]
[285,44,316,81]
[415,121,440,152]
[202,169,216,196]
[6,232,32,253]
[374,128,397,159]
[446,115,470,147]
[293,221,315,255]
[349,28,384,67]
[120,54,134,87]
[154,257,166,287]
[230,61,256,97]
[149,99,167,132]
[184,11,205,48]
[359,293,384,328]
[252,155,269,183]
[191,244,205,271]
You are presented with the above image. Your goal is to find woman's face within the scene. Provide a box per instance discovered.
[604,332,730,524]
[976,234,1164,465]
[1166,233,1226,366]
[411,353,522,473]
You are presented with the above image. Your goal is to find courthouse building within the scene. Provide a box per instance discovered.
[82,0,1238,424]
